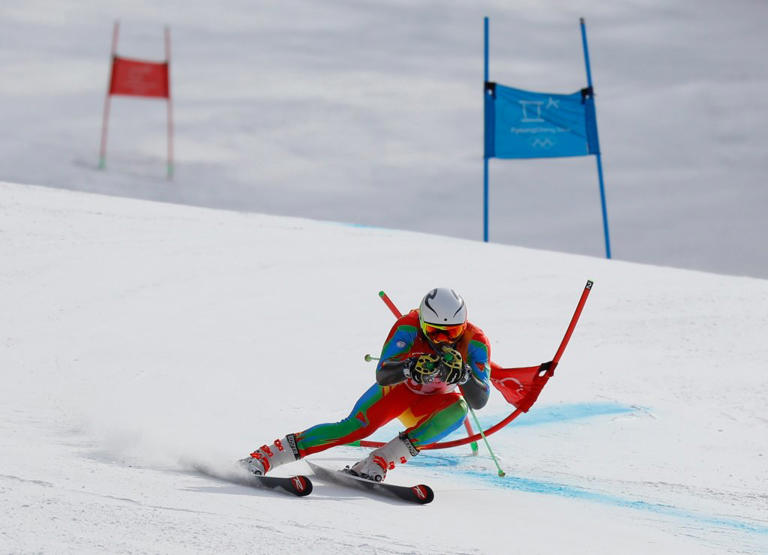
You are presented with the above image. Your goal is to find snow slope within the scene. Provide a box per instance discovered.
[1,0,767,277]
[1,181,766,553]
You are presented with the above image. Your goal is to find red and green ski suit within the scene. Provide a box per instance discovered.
[293,309,491,457]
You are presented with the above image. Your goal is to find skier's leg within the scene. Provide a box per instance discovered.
[349,393,466,481]
[347,432,420,481]
[243,383,411,475]
[404,394,468,448]
[295,382,412,456]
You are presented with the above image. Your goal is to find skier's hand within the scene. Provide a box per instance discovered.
[439,347,470,385]
[442,362,470,385]
[404,353,441,384]
[439,346,463,369]
[439,347,468,385]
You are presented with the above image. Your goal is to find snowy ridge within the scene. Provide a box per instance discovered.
[1,181,766,553]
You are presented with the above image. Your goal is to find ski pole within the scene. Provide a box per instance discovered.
[364,354,379,362]
[465,398,506,477]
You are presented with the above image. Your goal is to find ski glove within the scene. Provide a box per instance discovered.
[403,353,442,384]
[439,347,470,385]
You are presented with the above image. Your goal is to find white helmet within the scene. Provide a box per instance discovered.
[418,288,467,344]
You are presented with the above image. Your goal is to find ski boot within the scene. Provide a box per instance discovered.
[347,433,419,482]
[241,434,300,476]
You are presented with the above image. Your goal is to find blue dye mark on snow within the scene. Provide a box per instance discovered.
[356,402,766,539]
[403,403,767,539]
[504,401,638,428]
[408,455,768,538]
[458,468,768,537]
[448,401,639,439]
[363,402,641,444]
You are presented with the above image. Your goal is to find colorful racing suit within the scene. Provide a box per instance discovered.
[294,310,491,457]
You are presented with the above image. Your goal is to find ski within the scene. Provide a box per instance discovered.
[243,473,313,497]
[192,463,313,497]
[307,461,433,504]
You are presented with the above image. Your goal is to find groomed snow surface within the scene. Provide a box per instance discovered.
[1,181,766,554]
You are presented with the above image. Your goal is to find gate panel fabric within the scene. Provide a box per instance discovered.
[109,56,169,98]
[485,83,598,159]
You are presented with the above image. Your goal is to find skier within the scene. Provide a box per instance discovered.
[242,287,491,482]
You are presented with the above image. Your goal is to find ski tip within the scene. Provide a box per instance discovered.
[411,484,434,504]
[292,475,313,496]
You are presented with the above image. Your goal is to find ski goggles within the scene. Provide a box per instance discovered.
[420,321,466,343]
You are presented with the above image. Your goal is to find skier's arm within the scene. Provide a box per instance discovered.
[461,335,492,409]
[461,363,490,409]
[375,317,419,386]
[376,358,409,386]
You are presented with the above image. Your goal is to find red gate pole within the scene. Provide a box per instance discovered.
[463,418,479,455]
[377,291,402,318]
[164,25,174,180]
[552,280,593,364]
[98,20,119,170]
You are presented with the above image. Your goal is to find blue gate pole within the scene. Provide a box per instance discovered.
[483,16,490,243]
[579,18,612,259]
